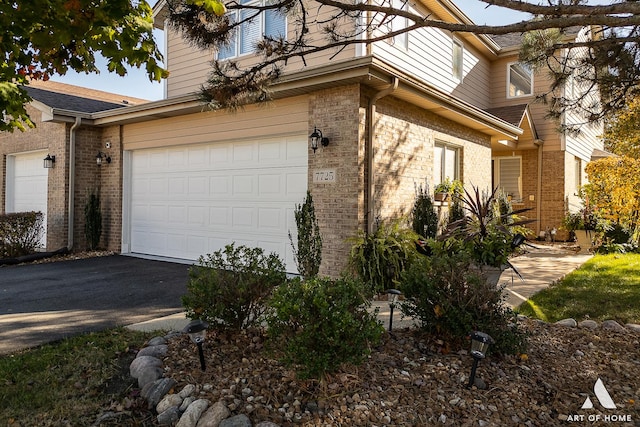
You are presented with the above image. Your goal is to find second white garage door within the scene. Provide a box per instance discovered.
[5,150,48,249]
[127,135,308,272]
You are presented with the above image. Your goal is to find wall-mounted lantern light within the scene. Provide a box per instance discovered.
[43,154,56,169]
[386,288,402,332]
[309,126,329,153]
[467,331,494,389]
[96,151,111,165]
[183,319,209,371]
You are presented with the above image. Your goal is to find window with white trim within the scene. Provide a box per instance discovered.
[385,0,408,49]
[218,0,287,60]
[507,62,533,98]
[434,142,460,186]
[492,156,522,201]
[452,38,463,81]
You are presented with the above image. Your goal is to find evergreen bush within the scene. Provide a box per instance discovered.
[289,191,322,279]
[267,275,383,379]
[84,193,102,250]
[411,183,438,239]
[182,243,287,330]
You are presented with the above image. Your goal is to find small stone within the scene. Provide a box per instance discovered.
[474,377,487,390]
[479,420,490,427]
[255,423,280,427]
[137,344,169,358]
[147,336,168,346]
[578,320,598,329]
[181,396,196,412]
[574,350,585,357]
[177,399,210,427]
[196,401,230,427]
[602,320,626,332]
[555,318,577,327]
[157,393,183,414]
[449,397,460,406]
[487,405,497,412]
[130,356,162,378]
[137,366,163,388]
[220,414,252,427]
[142,378,177,410]
[439,414,447,423]
[625,323,640,333]
[157,406,181,426]
[179,384,197,399]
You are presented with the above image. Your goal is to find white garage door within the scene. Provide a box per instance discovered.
[128,135,308,272]
[5,151,48,248]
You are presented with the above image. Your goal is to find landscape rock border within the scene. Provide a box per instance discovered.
[130,317,640,427]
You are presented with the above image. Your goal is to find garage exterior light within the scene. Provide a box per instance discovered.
[96,152,111,165]
[43,154,56,169]
[309,126,329,153]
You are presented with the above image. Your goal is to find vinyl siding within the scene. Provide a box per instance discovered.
[123,95,309,150]
[370,4,491,108]
[164,7,357,97]
[562,28,604,161]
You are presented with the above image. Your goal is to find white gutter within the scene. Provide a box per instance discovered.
[67,116,82,250]
[366,77,399,234]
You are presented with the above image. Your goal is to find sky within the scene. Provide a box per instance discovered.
[51,1,530,100]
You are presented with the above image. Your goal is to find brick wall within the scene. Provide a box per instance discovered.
[0,105,68,250]
[307,85,494,277]
[540,150,568,238]
[0,106,123,253]
[373,94,492,223]
[308,85,363,277]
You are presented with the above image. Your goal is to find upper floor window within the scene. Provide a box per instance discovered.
[492,156,522,201]
[434,142,460,186]
[385,0,408,50]
[218,0,287,60]
[508,62,533,98]
[452,39,463,81]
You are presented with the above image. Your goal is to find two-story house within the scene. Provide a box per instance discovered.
[0,0,603,275]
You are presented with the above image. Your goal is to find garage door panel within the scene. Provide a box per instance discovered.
[129,136,307,272]
[6,151,48,248]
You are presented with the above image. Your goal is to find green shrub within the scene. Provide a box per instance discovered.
[84,193,102,250]
[348,220,419,295]
[412,183,438,239]
[182,243,287,330]
[267,276,383,379]
[289,191,322,279]
[400,240,527,355]
[0,211,44,257]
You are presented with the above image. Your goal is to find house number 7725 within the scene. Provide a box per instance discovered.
[313,169,337,183]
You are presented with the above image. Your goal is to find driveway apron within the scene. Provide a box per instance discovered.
[0,255,190,354]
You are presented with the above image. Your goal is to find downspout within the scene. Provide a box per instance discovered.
[68,116,82,250]
[534,139,544,235]
[366,77,399,235]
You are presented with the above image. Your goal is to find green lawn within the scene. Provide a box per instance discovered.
[0,328,155,426]
[517,253,640,324]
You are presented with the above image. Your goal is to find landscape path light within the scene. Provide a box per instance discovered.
[183,319,209,371]
[386,289,402,331]
[467,331,494,389]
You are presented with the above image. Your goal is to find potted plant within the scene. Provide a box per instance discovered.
[440,186,533,283]
[433,178,452,202]
[562,204,597,253]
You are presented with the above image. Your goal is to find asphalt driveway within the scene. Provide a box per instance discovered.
[0,255,191,354]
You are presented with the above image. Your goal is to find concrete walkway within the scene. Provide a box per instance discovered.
[127,243,593,333]
[500,243,593,308]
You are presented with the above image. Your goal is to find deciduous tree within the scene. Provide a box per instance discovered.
[602,96,640,159]
[584,156,640,242]
[1,0,168,131]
